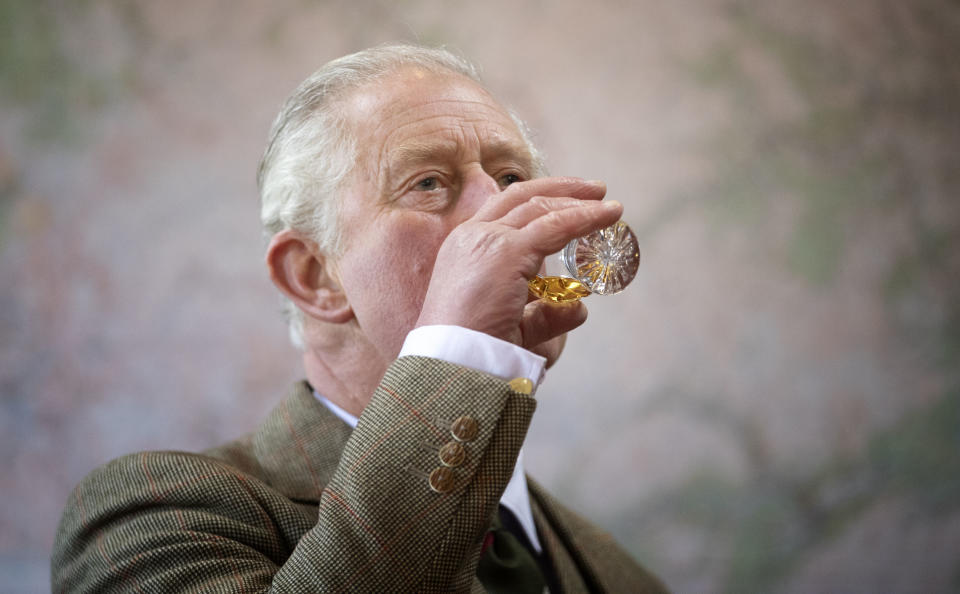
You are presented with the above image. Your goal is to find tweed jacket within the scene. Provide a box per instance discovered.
[52,356,667,593]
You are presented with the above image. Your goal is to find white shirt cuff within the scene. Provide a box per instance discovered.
[398,325,546,388]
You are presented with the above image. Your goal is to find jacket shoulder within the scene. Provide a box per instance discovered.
[51,450,313,593]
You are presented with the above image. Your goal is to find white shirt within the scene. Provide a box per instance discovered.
[314,325,546,553]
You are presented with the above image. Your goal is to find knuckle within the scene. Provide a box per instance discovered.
[528,194,578,215]
[540,208,566,227]
[555,175,582,185]
[469,229,508,258]
[528,195,553,210]
[554,176,589,192]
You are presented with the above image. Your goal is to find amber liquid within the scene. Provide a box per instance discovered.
[528,275,592,302]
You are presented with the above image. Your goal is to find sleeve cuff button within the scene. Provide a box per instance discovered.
[507,377,534,395]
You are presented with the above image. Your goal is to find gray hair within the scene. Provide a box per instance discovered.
[258,43,545,349]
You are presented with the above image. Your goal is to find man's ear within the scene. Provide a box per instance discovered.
[265,229,353,324]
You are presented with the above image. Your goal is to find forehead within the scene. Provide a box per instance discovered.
[342,68,530,165]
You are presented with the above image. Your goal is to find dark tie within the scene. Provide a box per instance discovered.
[477,506,548,593]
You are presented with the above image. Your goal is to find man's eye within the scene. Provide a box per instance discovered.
[499,173,522,188]
[415,177,439,191]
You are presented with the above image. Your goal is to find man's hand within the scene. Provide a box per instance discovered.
[415,177,622,363]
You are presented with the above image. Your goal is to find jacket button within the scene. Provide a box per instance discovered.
[428,467,456,493]
[450,416,479,442]
[507,377,534,395]
[438,441,466,467]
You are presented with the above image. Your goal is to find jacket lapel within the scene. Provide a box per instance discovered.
[248,380,354,503]
[528,478,669,594]
[211,383,665,592]
[529,480,591,593]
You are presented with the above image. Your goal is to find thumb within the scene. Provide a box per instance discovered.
[519,299,588,352]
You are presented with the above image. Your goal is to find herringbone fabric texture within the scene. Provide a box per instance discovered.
[52,356,668,593]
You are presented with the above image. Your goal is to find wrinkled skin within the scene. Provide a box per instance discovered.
[273,67,622,415]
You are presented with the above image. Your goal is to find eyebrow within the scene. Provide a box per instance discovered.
[386,136,533,172]
[388,139,460,166]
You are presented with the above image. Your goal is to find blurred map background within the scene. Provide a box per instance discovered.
[2,0,958,591]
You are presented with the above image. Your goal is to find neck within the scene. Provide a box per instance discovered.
[302,325,389,418]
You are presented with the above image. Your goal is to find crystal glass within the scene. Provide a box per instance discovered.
[528,220,640,302]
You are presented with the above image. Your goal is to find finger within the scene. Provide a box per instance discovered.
[518,199,623,257]
[497,195,593,229]
[519,299,588,351]
[529,333,566,369]
[475,177,606,222]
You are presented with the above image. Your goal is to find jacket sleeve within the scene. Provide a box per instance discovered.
[51,357,535,593]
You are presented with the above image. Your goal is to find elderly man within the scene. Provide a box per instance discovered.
[52,45,666,593]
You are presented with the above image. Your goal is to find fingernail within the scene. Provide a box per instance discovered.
[587,179,605,187]
[605,199,622,209]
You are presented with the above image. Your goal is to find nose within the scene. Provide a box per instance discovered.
[457,165,500,220]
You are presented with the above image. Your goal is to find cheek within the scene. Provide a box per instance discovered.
[344,218,448,319]
[384,224,445,300]
[381,213,448,269]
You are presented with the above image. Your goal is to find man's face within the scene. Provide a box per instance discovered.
[329,67,544,361]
